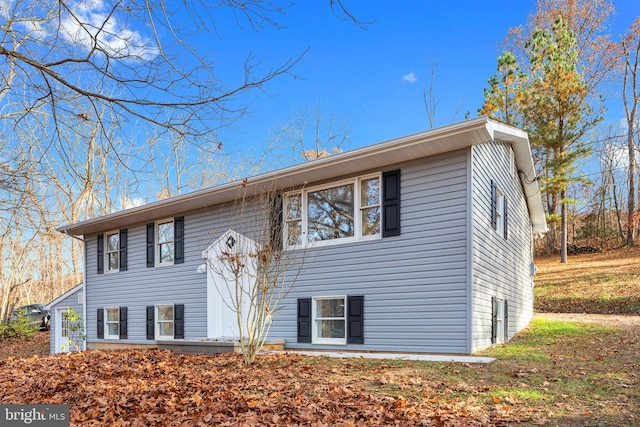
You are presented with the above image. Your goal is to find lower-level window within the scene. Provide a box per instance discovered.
[313,296,346,345]
[495,299,505,344]
[105,307,119,340]
[156,305,174,339]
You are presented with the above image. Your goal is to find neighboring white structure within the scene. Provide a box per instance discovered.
[48,284,85,354]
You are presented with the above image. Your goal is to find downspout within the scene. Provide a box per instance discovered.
[61,230,87,351]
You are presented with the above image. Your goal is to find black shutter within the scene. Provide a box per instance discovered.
[174,217,184,264]
[347,296,364,344]
[504,300,509,341]
[270,194,283,250]
[97,308,104,339]
[146,306,155,339]
[297,298,311,343]
[146,223,155,268]
[119,229,128,271]
[97,234,104,274]
[491,296,497,344]
[503,197,508,240]
[382,169,401,237]
[174,304,184,339]
[119,307,128,339]
[491,180,497,230]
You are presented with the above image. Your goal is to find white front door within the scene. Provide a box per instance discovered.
[55,308,70,353]
[203,230,256,339]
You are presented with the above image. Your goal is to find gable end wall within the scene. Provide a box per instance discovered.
[471,141,534,352]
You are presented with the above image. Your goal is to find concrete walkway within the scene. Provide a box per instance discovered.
[278,350,495,364]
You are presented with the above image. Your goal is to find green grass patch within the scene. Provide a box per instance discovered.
[480,318,615,361]
[491,388,550,402]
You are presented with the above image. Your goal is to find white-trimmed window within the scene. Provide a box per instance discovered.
[495,189,505,237]
[312,296,346,345]
[156,219,175,265]
[509,148,516,178]
[105,231,120,272]
[104,307,119,340]
[156,305,174,339]
[284,174,381,249]
[495,299,505,344]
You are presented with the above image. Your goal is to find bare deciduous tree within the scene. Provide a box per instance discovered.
[205,184,308,366]
[0,0,310,163]
[267,105,350,168]
[620,18,640,245]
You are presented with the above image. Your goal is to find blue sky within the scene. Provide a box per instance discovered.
[198,0,639,169]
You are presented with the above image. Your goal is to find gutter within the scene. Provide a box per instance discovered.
[61,229,85,242]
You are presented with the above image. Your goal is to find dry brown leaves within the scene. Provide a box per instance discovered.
[0,350,506,426]
[0,331,50,359]
[534,246,640,314]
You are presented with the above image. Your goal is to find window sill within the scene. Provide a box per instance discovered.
[286,234,381,251]
[312,339,347,346]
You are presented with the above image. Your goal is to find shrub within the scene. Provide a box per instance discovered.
[0,315,38,341]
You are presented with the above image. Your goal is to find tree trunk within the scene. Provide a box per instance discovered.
[560,190,568,263]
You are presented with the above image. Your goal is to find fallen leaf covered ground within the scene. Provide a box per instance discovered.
[1,349,500,426]
[535,245,640,314]
[1,248,639,426]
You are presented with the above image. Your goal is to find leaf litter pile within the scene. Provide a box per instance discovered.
[1,349,498,426]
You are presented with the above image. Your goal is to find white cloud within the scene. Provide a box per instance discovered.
[402,72,417,84]
[60,0,159,60]
[121,197,146,210]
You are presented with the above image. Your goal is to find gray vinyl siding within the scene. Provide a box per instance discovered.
[82,142,534,354]
[470,141,534,352]
[269,150,471,354]
[85,203,247,345]
[49,285,84,353]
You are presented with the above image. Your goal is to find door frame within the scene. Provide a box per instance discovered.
[54,307,70,353]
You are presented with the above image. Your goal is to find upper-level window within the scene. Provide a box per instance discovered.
[98,230,127,274]
[491,180,508,240]
[284,174,381,249]
[146,217,183,268]
[496,189,505,237]
[157,219,175,265]
[105,231,120,272]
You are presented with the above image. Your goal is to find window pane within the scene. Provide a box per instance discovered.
[316,299,344,318]
[160,242,174,263]
[106,308,119,322]
[308,184,354,242]
[317,320,345,339]
[108,323,119,336]
[107,233,119,252]
[61,313,69,338]
[158,222,174,244]
[360,178,380,207]
[286,194,302,220]
[158,322,173,336]
[286,221,302,247]
[108,253,119,271]
[157,305,173,321]
[361,207,381,236]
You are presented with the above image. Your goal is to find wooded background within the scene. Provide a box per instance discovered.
[1,0,639,322]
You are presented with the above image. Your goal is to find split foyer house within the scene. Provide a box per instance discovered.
[52,116,547,355]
